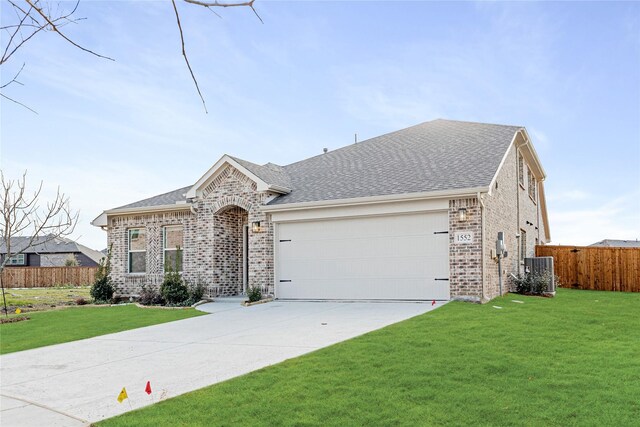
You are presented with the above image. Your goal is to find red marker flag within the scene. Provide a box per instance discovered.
[145,381,152,395]
[431,300,436,306]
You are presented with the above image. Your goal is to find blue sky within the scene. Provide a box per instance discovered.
[1,0,639,250]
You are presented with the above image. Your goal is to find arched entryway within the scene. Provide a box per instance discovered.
[213,205,249,296]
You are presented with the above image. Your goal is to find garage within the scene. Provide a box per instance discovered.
[275,211,450,300]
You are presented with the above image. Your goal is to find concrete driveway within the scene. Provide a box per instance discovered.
[0,299,443,426]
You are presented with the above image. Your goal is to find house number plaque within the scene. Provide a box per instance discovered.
[454,231,474,244]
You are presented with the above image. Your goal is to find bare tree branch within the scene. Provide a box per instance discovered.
[171,0,208,113]
[0,63,25,89]
[1,0,263,112]
[0,92,38,114]
[183,0,254,7]
[23,0,114,61]
[0,171,78,315]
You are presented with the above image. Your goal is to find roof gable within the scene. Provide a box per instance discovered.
[185,155,291,199]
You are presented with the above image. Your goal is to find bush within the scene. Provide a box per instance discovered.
[511,272,554,295]
[138,285,165,306]
[186,281,206,306]
[247,286,262,303]
[90,246,114,303]
[75,297,88,305]
[160,273,189,304]
[160,248,189,304]
[64,255,79,267]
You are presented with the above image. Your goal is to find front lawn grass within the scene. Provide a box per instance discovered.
[99,289,640,426]
[0,305,206,354]
[1,286,91,310]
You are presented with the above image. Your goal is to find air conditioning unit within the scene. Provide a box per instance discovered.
[524,256,555,294]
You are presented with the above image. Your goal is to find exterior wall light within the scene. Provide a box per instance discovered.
[251,221,261,233]
[458,208,467,222]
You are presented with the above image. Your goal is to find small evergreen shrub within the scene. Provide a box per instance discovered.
[247,286,262,303]
[90,246,114,303]
[160,248,189,304]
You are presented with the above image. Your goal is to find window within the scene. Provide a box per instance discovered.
[128,228,146,273]
[7,254,25,265]
[518,154,524,187]
[529,172,537,202]
[163,226,183,271]
[520,229,527,262]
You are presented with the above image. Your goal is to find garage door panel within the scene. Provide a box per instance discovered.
[281,234,440,260]
[277,277,450,301]
[276,212,449,301]
[284,256,445,279]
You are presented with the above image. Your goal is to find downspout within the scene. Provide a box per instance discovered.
[477,191,485,302]
[516,145,521,276]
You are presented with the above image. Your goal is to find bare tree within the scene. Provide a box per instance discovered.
[0,170,78,315]
[1,0,262,113]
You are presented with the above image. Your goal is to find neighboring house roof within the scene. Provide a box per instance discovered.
[0,236,105,264]
[589,239,640,248]
[96,119,545,217]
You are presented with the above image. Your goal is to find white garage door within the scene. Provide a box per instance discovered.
[275,212,450,300]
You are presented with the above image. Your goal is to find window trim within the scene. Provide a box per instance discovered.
[162,225,183,272]
[127,228,146,274]
[7,253,26,266]
[520,229,527,263]
[518,153,525,189]
[529,174,537,204]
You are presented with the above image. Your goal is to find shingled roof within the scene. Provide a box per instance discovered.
[589,239,640,248]
[0,236,105,263]
[269,119,520,205]
[107,119,523,210]
[115,186,191,210]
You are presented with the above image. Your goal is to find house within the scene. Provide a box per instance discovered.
[0,236,105,267]
[92,119,550,303]
[589,239,640,248]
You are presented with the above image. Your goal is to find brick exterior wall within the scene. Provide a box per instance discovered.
[483,143,548,300]
[107,164,276,298]
[106,151,547,303]
[449,198,483,302]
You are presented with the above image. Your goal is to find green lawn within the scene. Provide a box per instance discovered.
[1,286,91,310]
[99,289,640,426]
[0,305,206,354]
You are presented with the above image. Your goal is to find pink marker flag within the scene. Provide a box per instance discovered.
[145,381,152,395]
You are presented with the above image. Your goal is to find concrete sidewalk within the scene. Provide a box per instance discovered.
[1,299,443,426]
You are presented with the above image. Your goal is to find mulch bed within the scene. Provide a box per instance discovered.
[0,316,30,324]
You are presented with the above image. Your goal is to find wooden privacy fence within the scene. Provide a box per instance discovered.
[1,267,98,288]
[535,245,640,292]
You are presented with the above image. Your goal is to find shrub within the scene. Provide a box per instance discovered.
[90,246,114,303]
[75,297,88,305]
[160,248,189,304]
[247,286,262,303]
[64,254,79,267]
[186,281,206,306]
[138,285,165,306]
[511,271,554,295]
